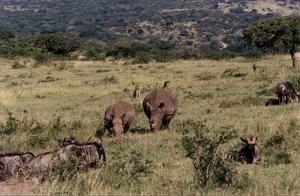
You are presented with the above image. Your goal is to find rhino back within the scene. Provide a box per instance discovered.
[143,89,178,116]
[105,100,135,121]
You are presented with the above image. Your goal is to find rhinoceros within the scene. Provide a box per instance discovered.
[143,88,178,131]
[103,100,135,138]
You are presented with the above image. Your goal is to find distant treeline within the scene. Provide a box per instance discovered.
[0,30,265,64]
[0,0,280,54]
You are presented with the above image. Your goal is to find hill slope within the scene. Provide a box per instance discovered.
[1,0,300,48]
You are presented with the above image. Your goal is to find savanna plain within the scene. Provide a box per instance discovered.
[1,55,300,195]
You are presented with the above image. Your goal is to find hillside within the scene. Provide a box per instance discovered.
[1,0,300,49]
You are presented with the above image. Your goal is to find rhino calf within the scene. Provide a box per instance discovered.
[143,88,178,131]
[103,100,135,138]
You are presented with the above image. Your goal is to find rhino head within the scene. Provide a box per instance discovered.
[146,101,165,131]
[111,114,126,135]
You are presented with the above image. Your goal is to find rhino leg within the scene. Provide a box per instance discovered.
[101,128,110,139]
[124,124,131,133]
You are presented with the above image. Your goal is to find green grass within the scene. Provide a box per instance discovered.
[1,55,300,194]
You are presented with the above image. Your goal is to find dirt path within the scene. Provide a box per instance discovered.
[0,179,36,195]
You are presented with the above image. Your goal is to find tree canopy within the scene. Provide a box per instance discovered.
[243,16,300,68]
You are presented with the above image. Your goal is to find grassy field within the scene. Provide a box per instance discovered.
[1,55,300,195]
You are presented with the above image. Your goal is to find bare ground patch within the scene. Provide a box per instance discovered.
[0,179,36,195]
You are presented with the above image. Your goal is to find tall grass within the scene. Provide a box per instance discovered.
[1,55,300,194]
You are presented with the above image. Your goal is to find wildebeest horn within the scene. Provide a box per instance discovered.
[87,137,92,142]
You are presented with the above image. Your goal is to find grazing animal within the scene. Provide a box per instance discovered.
[162,81,171,90]
[131,87,141,100]
[55,136,106,163]
[252,63,257,73]
[28,136,106,170]
[143,88,178,131]
[277,82,299,104]
[27,152,55,170]
[0,152,34,176]
[232,136,261,164]
[103,100,135,138]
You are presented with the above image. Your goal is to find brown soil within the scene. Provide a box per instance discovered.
[0,179,37,195]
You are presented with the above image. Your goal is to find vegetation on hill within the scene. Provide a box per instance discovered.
[2,0,300,52]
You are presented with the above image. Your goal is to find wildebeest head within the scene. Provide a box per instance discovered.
[54,135,78,148]
[146,101,164,131]
[241,136,257,150]
[0,153,27,176]
[20,152,35,164]
[240,135,261,164]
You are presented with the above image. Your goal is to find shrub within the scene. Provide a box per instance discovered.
[102,76,119,84]
[194,72,216,81]
[12,62,25,69]
[263,133,292,165]
[204,50,238,60]
[182,121,237,188]
[221,67,247,78]
[103,148,153,188]
[0,111,19,135]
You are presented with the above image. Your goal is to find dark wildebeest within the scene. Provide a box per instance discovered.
[143,88,178,131]
[231,136,261,165]
[0,152,35,177]
[55,136,106,163]
[28,137,106,171]
[277,82,299,104]
[103,100,135,138]
[27,151,55,170]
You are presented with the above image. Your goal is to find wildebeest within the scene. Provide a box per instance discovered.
[55,136,106,163]
[143,88,178,131]
[28,136,106,171]
[0,152,35,178]
[277,82,299,104]
[231,136,261,165]
[27,152,55,170]
[103,100,135,138]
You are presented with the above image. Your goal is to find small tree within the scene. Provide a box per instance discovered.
[182,122,237,188]
[33,33,80,56]
[243,16,300,68]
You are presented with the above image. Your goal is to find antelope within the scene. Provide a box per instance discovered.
[131,87,141,100]
[162,81,171,90]
[252,63,257,73]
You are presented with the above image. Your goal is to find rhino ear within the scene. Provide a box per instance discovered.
[146,102,153,110]
[121,113,126,121]
[111,114,114,120]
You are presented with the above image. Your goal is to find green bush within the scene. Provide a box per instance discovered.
[204,50,238,60]
[182,121,237,188]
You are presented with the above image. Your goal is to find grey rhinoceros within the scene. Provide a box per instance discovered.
[143,88,178,131]
[103,100,135,138]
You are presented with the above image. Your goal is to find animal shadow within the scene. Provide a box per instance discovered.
[265,98,279,106]
[129,126,151,134]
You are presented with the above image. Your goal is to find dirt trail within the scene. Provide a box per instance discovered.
[0,179,36,195]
